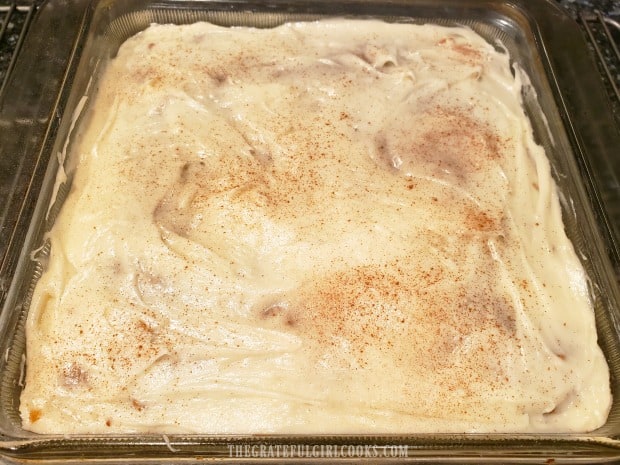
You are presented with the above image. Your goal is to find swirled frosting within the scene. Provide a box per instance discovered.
[20,19,611,434]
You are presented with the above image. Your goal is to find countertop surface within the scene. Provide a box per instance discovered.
[560,0,620,16]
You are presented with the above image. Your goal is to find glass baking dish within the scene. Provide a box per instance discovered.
[1,0,620,462]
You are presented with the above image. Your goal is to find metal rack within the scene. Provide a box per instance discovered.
[582,12,620,102]
[577,11,620,240]
[580,10,620,126]
[0,3,37,98]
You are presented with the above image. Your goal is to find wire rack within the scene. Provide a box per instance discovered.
[580,10,620,125]
[0,2,36,97]
[577,10,620,240]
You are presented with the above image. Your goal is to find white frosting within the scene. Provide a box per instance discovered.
[20,19,611,434]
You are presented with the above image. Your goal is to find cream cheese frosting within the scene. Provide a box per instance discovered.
[20,19,611,434]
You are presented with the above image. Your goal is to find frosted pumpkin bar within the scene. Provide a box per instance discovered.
[20,19,611,433]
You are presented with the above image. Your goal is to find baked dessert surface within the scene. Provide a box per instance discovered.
[20,19,611,433]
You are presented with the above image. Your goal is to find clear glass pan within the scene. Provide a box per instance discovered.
[0,0,620,462]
